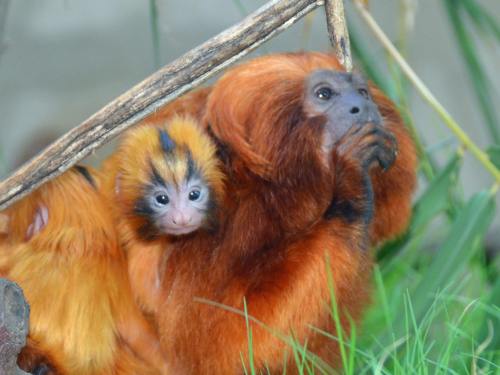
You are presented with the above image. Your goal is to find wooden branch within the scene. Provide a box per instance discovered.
[0,278,30,375]
[324,0,352,71]
[0,0,323,210]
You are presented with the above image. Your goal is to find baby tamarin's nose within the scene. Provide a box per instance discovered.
[172,212,192,226]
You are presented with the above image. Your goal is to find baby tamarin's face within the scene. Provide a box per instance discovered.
[141,170,211,236]
[116,118,224,240]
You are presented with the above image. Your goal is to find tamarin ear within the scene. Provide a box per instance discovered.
[159,129,175,153]
[26,204,49,240]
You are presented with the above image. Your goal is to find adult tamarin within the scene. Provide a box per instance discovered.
[144,61,416,247]
[152,52,416,374]
[100,117,224,316]
[0,167,167,375]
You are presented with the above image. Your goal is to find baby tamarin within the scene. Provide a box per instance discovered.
[0,167,167,375]
[100,116,224,316]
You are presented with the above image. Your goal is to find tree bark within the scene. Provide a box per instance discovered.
[0,278,30,375]
[325,0,352,71]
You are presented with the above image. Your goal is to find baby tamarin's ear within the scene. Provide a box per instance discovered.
[25,205,49,241]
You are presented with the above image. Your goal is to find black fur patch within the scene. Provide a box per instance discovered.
[74,165,96,189]
[159,129,175,153]
[206,123,232,167]
[185,150,197,181]
[137,222,159,241]
[32,364,51,375]
[134,194,155,218]
[149,161,166,187]
[324,174,374,225]
[133,194,159,241]
[324,199,360,223]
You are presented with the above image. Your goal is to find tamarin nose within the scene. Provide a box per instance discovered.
[344,93,382,126]
[172,213,192,226]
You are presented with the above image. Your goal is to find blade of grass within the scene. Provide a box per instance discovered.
[325,256,350,373]
[476,278,500,355]
[460,0,500,41]
[348,315,357,374]
[149,0,161,70]
[243,298,256,375]
[377,154,462,262]
[193,297,335,374]
[373,266,395,342]
[443,0,500,144]
[486,145,500,169]
[410,153,462,232]
[411,191,496,323]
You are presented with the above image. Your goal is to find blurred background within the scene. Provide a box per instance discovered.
[0,0,499,371]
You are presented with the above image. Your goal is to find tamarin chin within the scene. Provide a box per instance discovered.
[0,167,167,375]
[100,116,224,317]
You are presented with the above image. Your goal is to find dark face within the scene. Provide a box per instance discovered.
[304,70,382,153]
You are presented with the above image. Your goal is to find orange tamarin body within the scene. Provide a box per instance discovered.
[150,52,416,374]
[100,117,224,317]
[0,167,167,375]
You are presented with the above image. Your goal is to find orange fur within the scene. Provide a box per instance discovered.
[0,167,166,375]
[152,52,415,373]
[100,117,224,316]
[17,337,65,375]
[148,61,417,246]
[143,87,211,126]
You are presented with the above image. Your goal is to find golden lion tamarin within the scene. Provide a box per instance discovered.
[0,167,167,375]
[100,117,224,317]
[152,52,416,373]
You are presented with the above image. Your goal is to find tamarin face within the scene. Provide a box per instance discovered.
[135,154,212,236]
[117,117,224,239]
[304,70,382,154]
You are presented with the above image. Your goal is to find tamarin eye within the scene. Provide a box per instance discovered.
[315,86,334,100]
[188,190,201,201]
[155,194,169,205]
[358,88,369,98]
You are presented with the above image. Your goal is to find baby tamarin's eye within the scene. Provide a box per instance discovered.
[188,190,201,201]
[155,194,169,205]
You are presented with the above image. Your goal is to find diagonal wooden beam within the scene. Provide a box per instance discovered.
[324,0,352,71]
